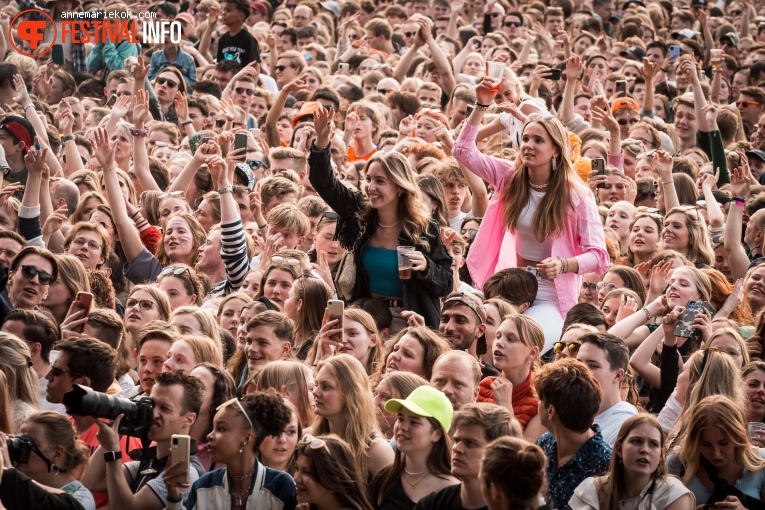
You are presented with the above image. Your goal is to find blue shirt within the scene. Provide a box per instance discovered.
[536,424,612,510]
[361,245,403,298]
[149,49,197,85]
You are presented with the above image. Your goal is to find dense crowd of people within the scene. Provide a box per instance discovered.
[0,0,762,507]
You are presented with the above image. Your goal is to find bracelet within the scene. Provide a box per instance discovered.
[734,199,745,207]
[474,102,491,110]
[643,307,652,320]
[217,185,233,194]
[166,493,183,504]
[61,135,75,142]
[661,180,674,185]
[23,103,34,111]
[557,256,569,274]
[129,126,149,137]
[181,119,193,126]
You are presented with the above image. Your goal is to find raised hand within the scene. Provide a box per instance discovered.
[345,110,359,133]
[641,58,658,80]
[566,55,583,81]
[313,105,334,148]
[58,101,74,136]
[654,150,673,179]
[174,91,189,121]
[12,74,31,106]
[615,294,639,324]
[650,260,673,296]
[92,127,115,170]
[130,59,149,82]
[112,94,131,119]
[591,105,619,135]
[416,18,433,43]
[23,138,47,176]
[398,115,416,135]
[284,75,308,94]
[207,6,219,26]
[623,176,637,204]
[133,89,150,127]
[661,306,685,345]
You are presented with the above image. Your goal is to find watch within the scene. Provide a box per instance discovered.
[104,451,121,463]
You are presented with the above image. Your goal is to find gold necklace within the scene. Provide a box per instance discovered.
[404,470,429,489]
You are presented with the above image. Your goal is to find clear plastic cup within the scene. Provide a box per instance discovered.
[397,246,415,280]
[748,422,765,437]
[488,61,505,80]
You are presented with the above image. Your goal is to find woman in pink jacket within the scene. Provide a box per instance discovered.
[453,75,609,353]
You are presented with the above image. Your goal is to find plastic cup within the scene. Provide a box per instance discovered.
[748,422,765,437]
[488,61,505,80]
[397,246,415,280]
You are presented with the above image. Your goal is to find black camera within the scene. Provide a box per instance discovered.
[6,434,34,464]
[63,384,155,438]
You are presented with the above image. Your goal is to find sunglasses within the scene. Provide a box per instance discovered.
[617,118,639,126]
[20,265,55,285]
[597,282,618,293]
[737,101,761,108]
[553,341,581,355]
[218,397,254,431]
[271,256,301,266]
[301,434,331,454]
[154,141,181,150]
[274,65,287,72]
[215,119,228,128]
[247,160,262,169]
[156,77,179,88]
[730,9,742,15]
[235,87,255,96]
[126,298,157,311]
[378,88,394,95]
[160,266,191,278]
[504,20,522,26]
[49,364,84,378]
[489,12,501,17]
[322,211,339,220]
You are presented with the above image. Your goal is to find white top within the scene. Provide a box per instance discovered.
[61,480,96,510]
[260,73,279,94]
[450,211,470,232]
[499,98,548,149]
[570,476,694,510]
[594,401,639,446]
[658,390,682,434]
[516,189,553,261]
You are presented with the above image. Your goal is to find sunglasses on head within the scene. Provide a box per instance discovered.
[301,434,331,454]
[235,87,255,96]
[160,266,191,278]
[156,77,179,88]
[553,341,581,355]
[322,211,339,220]
[19,265,54,285]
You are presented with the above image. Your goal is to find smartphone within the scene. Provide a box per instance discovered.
[466,105,474,117]
[71,292,93,334]
[338,63,349,74]
[170,434,191,485]
[327,299,344,341]
[199,132,212,143]
[547,68,562,80]
[105,94,117,108]
[52,44,64,66]
[234,133,248,152]
[674,300,716,338]
[615,80,627,95]
[249,128,261,140]
[668,44,681,60]
[592,158,606,188]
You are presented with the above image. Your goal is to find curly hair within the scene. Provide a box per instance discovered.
[242,390,293,451]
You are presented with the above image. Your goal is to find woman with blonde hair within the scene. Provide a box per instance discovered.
[42,254,92,325]
[124,284,171,348]
[311,108,453,330]
[69,191,106,225]
[453,78,608,349]
[0,332,39,430]
[312,307,384,377]
[282,277,332,360]
[373,371,428,439]
[670,395,765,507]
[311,354,394,478]
[248,360,315,428]
[163,334,223,373]
[570,414,694,509]
[169,306,222,349]
[156,264,205,309]
[0,371,12,434]
[216,291,251,340]
[477,315,546,439]
[380,326,451,381]
[661,206,715,267]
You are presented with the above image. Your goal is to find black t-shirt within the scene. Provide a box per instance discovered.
[413,484,487,510]
[217,29,260,66]
[369,467,415,510]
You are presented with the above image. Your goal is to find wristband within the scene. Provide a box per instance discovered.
[61,135,75,142]
[23,103,34,111]
[474,102,491,110]
[129,127,149,137]
[181,119,193,126]
[660,180,674,185]
[217,185,233,194]
[103,451,121,463]
[643,307,651,320]
[167,493,183,504]
[734,199,745,207]
[258,223,267,230]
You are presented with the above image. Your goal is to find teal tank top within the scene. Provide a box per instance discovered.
[361,246,404,298]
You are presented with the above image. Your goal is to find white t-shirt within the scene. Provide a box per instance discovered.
[594,401,638,446]
[61,481,96,510]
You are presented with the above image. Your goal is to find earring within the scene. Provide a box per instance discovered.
[52,465,60,476]
[239,442,246,453]
[551,156,557,170]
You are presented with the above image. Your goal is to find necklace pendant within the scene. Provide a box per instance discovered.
[235,495,242,506]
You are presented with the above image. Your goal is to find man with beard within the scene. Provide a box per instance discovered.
[438,293,499,378]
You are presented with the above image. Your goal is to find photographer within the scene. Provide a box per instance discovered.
[82,370,205,509]
[45,338,142,507]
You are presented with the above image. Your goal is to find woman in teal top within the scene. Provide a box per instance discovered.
[308,107,452,329]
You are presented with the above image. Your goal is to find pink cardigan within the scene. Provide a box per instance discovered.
[453,123,609,317]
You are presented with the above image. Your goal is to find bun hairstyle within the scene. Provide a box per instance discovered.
[481,436,547,510]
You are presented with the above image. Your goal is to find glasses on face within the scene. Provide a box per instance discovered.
[49,364,84,378]
[730,9,742,15]
[71,237,102,251]
[215,119,228,128]
[156,77,179,88]
[217,397,254,431]
[504,20,523,27]
[0,248,17,260]
[597,282,618,293]
[301,434,331,454]
[234,87,255,96]
[403,31,417,38]
[126,298,157,311]
[154,141,181,150]
[617,118,639,126]
[581,282,598,293]
[248,160,262,170]
[553,341,581,355]
[20,265,54,285]
[274,65,287,72]
[737,101,761,108]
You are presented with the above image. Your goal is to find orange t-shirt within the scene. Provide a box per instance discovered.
[348,146,377,162]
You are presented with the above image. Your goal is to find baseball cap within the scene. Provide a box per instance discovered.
[251,1,268,17]
[611,97,640,113]
[176,12,196,26]
[622,46,646,61]
[720,32,739,46]
[0,116,35,152]
[442,292,486,323]
[747,150,765,163]
[0,145,10,173]
[384,386,453,432]
[319,0,340,18]
[672,29,697,39]
[292,101,324,127]
[623,0,646,7]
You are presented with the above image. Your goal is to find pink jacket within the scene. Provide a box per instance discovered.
[453,123,609,317]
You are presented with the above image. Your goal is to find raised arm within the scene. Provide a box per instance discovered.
[682,59,709,133]
[418,19,456,96]
[452,36,480,77]
[393,34,425,84]
[264,76,308,148]
[93,127,146,264]
[610,295,667,349]
[640,59,657,116]
[446,0,462,39]
[700,173,724,228]
[174,91,198,141]
[18,141,45,247]
[725,166,756,280]
[558,55,582,124]
[629,321,668,389]
[198,7,219,63]
[655,150,680,212]
[56,99,85,176]
[131,89,161,192]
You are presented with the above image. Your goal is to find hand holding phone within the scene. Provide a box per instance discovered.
[674,300,716,338]
[326,300,344,342]
[592,158,606,189]
[234,133,248,152]
[70,292,93,334]
[169,434,191,485]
